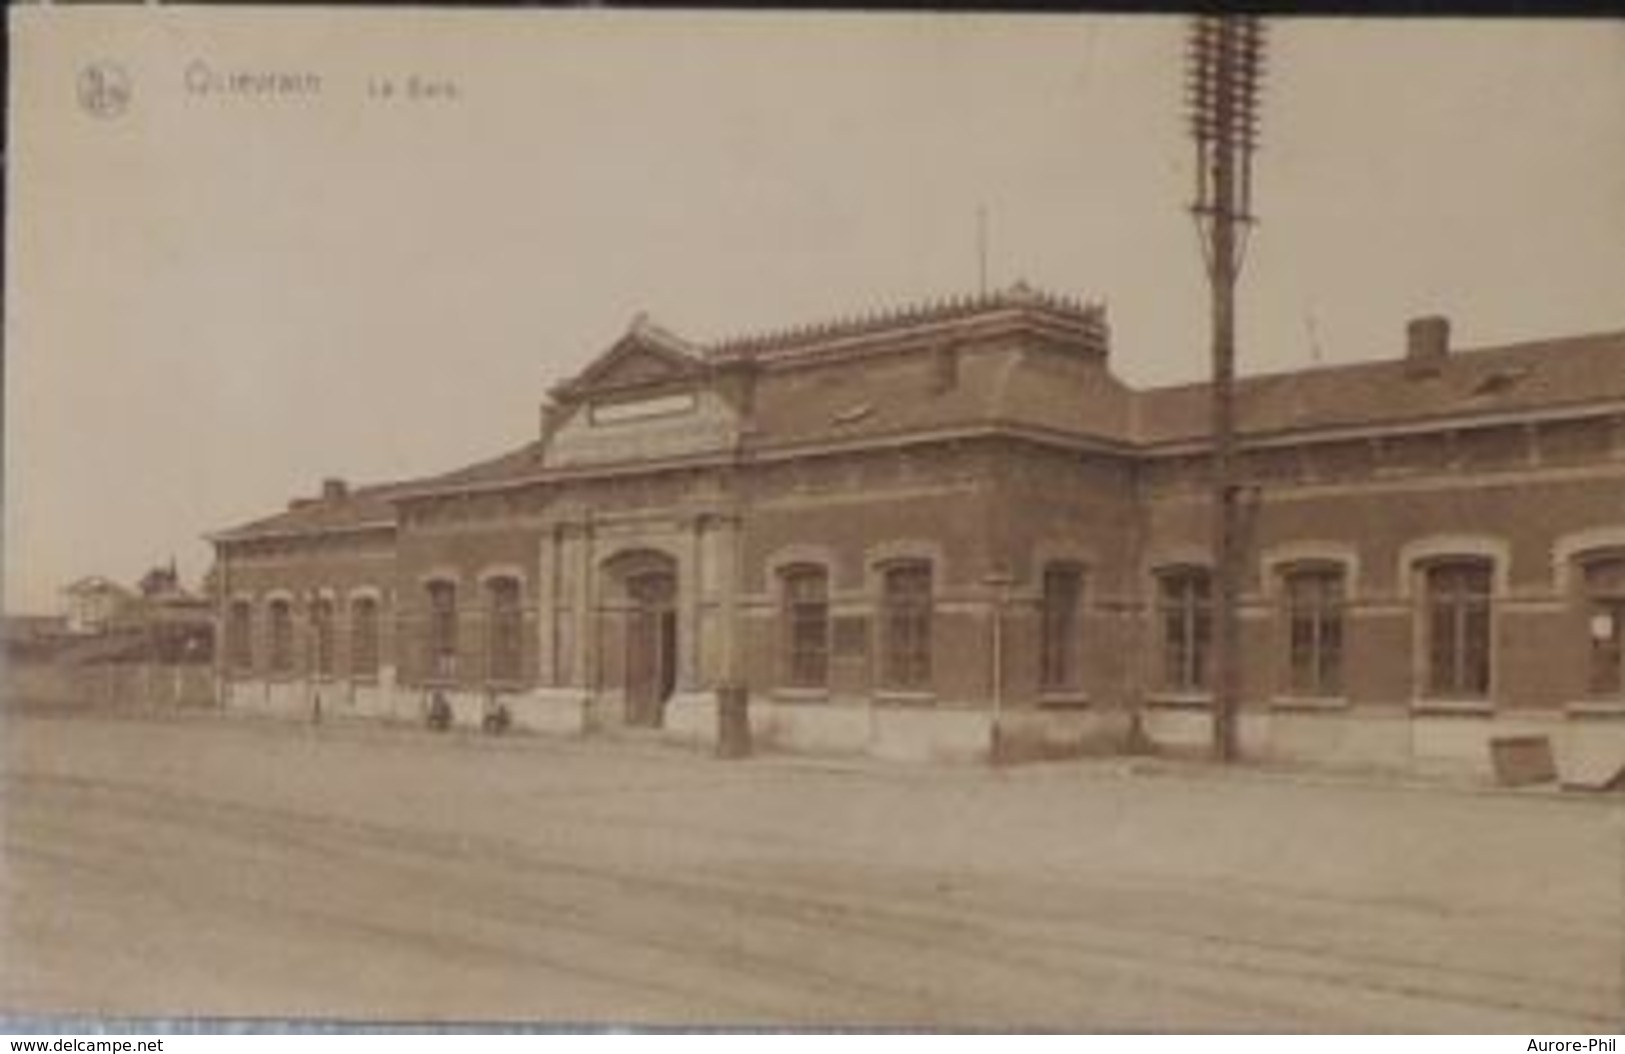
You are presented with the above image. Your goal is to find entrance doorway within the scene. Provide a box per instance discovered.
[624,568,678,728]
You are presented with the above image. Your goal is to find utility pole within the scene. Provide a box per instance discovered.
[1187,15,1266,763]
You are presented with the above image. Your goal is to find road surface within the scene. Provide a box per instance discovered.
[3,709,1622,1030]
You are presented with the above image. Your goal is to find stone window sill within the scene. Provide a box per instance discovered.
[1038,692,1091,709]
[1145,692,1211,709]
[1564,699,1625,718]
[1270,695,1349,712]
[772,688,830,704]
[1411,698,1493,716]
[874,691,937,708]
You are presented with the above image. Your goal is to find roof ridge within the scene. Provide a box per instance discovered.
[1139,327,1625,396]
[706,281,1106,359]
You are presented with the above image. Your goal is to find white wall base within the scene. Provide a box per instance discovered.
[509,688,591,737]
[871,706,992,763]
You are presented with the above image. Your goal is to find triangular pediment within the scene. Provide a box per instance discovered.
[561,318,705,398]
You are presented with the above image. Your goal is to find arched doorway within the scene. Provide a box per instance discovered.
[603,550,679,728]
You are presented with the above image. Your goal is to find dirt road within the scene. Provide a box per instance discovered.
[3,710,1621,1030]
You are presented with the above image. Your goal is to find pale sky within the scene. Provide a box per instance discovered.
[8,8,1625,614]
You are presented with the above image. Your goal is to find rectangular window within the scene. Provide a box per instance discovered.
[268,599,294,675]
[1283,566,1345,698]
[1040,565,1084,691]
[487,578,524,683]
[1423,560,1493,699]
[311,599,336,677]
[881,563,932,691]
[351,596,380,679]
[1159,569,1211,692]
[1585,558,1625,698]
[783,567,830,689]
[1590,601,1624,697]
[427,581,458,680]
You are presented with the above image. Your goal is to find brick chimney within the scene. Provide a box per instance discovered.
[1405,315,1450,377]
[321,477,349,501]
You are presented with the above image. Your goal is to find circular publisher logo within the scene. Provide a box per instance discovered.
[78,61,131,119]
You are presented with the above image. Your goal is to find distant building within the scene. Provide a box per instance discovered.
[12,570,214,708]
[209,286,1625,776]
[61,576,136,635]
[55,567,212,657]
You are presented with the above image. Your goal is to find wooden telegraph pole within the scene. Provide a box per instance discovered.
[1187,15,1266,762]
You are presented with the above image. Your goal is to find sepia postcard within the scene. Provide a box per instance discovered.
[6,3,1625,1033]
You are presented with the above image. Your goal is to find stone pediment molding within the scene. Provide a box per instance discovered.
[553,315,707,401]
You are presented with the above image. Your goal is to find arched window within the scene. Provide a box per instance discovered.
[487,577,524,683]
[1421,558,1493,699]
[268,598,294,675]
[1039,564,1085,691]
[880,561,932,690]
[426,580,458,680]
[781,565,830,689]
[350,596,380,679]
[1281,564,1345,698]
[1583,556,1625,698]
[310,597,336,678]
[1158,568,1211,692]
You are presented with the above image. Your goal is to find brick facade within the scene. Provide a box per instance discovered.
[210,286,1625,773]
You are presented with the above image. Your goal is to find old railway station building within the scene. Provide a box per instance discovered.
[211,285,1625,776]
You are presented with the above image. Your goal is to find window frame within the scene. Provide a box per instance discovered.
[1156,567,1212,695]
[879,560,933,693]
[425,580,459,682]
[1279,562,1346,700]
[1418,557,1494,702]
[1039,563,1086,693]
[350,595,381,681]
[309,596,336,679]
[1582,556,1625,699]
[227,600,254,673]
[780,564,831,691]
[485,576,525,685]
[267,597,295,677]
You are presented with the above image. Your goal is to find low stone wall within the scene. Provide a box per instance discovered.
[870,705,992,763]
[996,707,1134,761]
[1137,702,1624,785]
[211,675,1625,782]
[762,698,873,756]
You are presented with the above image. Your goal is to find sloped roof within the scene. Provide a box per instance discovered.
[213,294,1625,541]
[394,442,549,495]
[1136,329,1625,446]
[742,338,1134,453]
[212,480,416,542]
[706,282,1107,362]
[62,576,133,598]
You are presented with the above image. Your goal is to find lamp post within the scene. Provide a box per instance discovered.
[1186,15,1266,763]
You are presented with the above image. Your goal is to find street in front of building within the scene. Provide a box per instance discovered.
[3,709,1620,1031]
